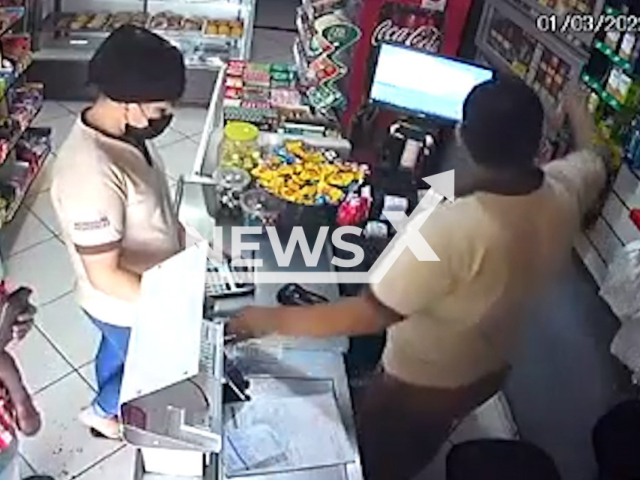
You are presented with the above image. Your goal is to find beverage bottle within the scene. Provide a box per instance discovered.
[624,117,640,160]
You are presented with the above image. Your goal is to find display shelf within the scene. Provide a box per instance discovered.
[302,0,315,19]
[0,145,50,226]
[43,13,244,43]
[476,0,588,116]
[594,39,633,74]
[0,51,32,101]
[0,101,43,168]
[293,38,311,81]
[581,71,622,111]
[478,43,558,115]
[295,8,316,61]
[35,0,256,65]
[0,6,24,38]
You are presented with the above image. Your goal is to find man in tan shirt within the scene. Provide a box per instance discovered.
[51,26,184,439]
[229,77,606,480]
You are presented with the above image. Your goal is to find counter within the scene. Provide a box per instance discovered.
[133,67,363,480]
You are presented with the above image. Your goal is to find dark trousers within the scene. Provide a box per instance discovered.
[354,368,509,480]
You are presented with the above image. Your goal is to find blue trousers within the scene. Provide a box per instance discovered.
[86,314,131,417]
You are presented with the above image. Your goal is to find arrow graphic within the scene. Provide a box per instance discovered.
[368,170,455,284]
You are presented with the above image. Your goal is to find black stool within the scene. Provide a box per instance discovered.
[593,399,640,480]
[446,440,562,480]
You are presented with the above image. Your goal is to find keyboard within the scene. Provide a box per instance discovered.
[199,320,217,377]
[205,256,255,298]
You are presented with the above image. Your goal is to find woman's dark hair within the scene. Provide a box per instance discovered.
[88,25,185,103]
[460,75,544,170]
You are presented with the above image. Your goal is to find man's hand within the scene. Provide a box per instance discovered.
[226,306,276,343]
[562,86,590,120]
[225,290,403,342]
[0,287,36,346]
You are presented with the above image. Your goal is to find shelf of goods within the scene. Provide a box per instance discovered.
[575,164,640,286]
[0,2,50,281]
[194,63,351,178]
[219,59,346,143]
[475,0,589,117]
[0,130,51,226]
[0,83,48,224]
[291,0,360,114]
[33,0,256,66]
[572,2,640,288]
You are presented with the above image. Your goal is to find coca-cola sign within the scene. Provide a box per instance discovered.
[371,18,443,52]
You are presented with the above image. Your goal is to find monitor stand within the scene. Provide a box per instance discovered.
[386,116,441,173]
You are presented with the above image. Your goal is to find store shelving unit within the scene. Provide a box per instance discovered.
[474,0,591,118]
[26,0,256,104]
[0,142,50,225]
[569,3,640,289]
[575,163,640,286]
[0,2,51,279]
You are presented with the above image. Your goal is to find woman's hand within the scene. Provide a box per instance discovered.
[225,306,278,343]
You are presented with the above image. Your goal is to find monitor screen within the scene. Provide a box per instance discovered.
[370,44,494,122]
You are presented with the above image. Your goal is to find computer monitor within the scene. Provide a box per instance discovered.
[370,43,495,123]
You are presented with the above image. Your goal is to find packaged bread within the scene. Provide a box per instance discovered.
[149,12,169,29]
[230,20,244,38]
[130,12,147,27]
[205,20,218,36]
[166,13,183,30]
[86,12,110,30]
[108,12,133,30]
[217,21,231,37]
[69,13,92,31]
[182,16,204,31]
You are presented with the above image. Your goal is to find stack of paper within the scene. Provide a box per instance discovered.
[223,392,354,476]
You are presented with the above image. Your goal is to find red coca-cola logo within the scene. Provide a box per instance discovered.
[371,19,442,52]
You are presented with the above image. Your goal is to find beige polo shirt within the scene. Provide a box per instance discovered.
[372,150,606,388]
[51,116,181,327]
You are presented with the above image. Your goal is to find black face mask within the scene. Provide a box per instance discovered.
[125,109,173,140]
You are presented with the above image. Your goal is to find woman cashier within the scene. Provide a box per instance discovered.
[51,26,186,439]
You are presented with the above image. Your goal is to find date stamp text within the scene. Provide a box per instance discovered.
[536,14,640,34]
